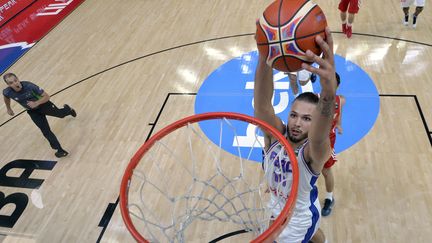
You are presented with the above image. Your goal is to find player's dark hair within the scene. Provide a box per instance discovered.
[294,92,319,105]
[3,73,17,82]
[335,72,341,87]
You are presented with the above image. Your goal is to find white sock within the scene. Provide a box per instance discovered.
[342,20,347,24]
[326,192,333,200]
[324,239,328,243]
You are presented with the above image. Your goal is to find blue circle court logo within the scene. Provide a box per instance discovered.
[194,51,380,162]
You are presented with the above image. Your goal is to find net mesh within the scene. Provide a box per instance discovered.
[123,116,293,242]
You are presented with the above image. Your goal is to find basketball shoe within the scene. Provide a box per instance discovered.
[342,23,347,34]
[64,104,77,117]
[412,14,418,28]
[55,149,69,158]
[321,198,335,216]
[403,15,409,26]
[346,25,352,38]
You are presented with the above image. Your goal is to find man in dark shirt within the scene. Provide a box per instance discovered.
[2,73,77,158]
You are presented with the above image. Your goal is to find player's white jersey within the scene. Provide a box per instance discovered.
[263,138,321,242]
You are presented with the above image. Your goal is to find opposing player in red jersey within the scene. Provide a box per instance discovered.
[338,0,361,38]
[321,73,345,216]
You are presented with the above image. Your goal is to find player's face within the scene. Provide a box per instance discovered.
[5,76,22,92]
[287,100,316,143]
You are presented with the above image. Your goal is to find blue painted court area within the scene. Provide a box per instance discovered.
[195,51,380,162]
[0,44,32,73]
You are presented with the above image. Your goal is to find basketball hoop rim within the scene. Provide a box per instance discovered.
[119,112,299,243]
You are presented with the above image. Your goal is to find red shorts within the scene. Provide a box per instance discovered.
[324,133,337,169]
[324,149,337,169]
[338,0,360,14]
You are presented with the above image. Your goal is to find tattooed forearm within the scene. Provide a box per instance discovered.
[318,96,335,117]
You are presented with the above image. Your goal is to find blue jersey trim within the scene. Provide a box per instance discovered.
[302,176,319,243]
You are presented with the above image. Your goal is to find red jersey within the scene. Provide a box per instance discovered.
[329,96,342,147]
[325,95,342,169]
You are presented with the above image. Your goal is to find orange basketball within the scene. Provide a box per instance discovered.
[256,0,328,72]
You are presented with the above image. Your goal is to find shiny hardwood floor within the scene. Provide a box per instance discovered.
[0,0,431,242]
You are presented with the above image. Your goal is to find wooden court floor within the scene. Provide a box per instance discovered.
[0,0,431,242]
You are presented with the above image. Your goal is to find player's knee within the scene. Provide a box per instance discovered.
[415,6,424,13]
[322,168,329,177]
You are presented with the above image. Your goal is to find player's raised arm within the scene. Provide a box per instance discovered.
[254,54,284,147]
[301,27,337,174]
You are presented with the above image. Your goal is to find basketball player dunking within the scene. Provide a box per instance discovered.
[254,28,336,243]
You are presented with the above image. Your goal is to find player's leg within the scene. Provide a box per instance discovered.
[403,7,410,26]
[338,0,349,33]
[401,0,412,25]
[27,110,68,157]
[309,228,327,243]
[322,143,336,216]
[414,6,424,16]
[345,0,360,38]
[412,0,425,28]
[321,167,335,216]
[340,11,347,33]
[39,101,76,118]
[346,13,355,38]
[323,167,334,198]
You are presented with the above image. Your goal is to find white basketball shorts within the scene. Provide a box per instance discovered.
[401,0,425,8]
[268,194,321,242]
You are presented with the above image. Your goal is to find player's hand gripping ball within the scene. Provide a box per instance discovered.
[256,0,328,72]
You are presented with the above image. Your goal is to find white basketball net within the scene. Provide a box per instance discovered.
[125,117,291,242]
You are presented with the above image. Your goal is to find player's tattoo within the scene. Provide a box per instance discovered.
[318,96,335,117]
